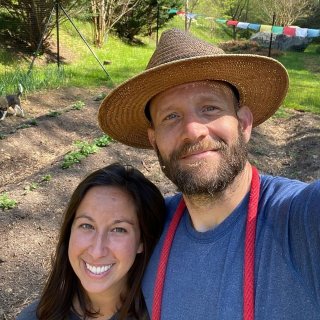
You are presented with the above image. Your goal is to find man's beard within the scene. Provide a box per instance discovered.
[155,127,248,197]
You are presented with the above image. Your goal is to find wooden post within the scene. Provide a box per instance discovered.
[268,12,276,57]
[55,0,60,68]
[185,0,188,31]
[156,2,160,45]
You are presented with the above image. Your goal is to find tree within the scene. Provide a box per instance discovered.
[297,2,320,28]
[184,0,201,31]
[260,0,317,26]
[0,0,86,52]
[207,0,250,39]
[113,0,183,42]
[90,0,141,47]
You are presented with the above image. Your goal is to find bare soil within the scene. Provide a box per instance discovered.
[0,87,319,319]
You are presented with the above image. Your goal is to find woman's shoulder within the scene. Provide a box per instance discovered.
[111,312,150,320]
[16,301,81,320]
[16,301,38,320]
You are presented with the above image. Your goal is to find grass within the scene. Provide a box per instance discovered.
[278,44,320,114]
[0,16,319,114]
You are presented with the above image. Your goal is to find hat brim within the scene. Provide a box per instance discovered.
[98,54,289,149]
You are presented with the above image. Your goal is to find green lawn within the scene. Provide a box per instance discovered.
[0,17,319,114]
[278,44,320,114]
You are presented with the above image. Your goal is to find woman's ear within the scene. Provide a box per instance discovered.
[237,106,253,143]
[137,242,144,254]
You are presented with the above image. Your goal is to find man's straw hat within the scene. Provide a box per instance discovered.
[99,28,289,149]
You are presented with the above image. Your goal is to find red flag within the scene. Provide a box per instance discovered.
[283,26,296,36]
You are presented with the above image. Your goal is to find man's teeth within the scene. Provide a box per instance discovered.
[86,263,112,275]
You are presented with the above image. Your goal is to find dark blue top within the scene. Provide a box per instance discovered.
[17,300,118,320]
[143,175,320,319]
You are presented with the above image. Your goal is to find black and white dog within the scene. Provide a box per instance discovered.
[0,84,24,121]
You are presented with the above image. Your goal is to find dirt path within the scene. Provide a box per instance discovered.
[0,87,319,319]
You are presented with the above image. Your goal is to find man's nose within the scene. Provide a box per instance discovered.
[181,115,209,142]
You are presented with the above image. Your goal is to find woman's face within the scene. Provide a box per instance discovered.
[68,186,143,300]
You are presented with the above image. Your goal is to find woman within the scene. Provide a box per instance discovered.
[18,163,165,320]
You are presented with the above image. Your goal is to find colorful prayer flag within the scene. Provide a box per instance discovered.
[283,26,296,36]
[307,29,320,37]
[227,20,238,26]
[271,26,284,34]
[260,25,272,33]
[248,24,261,31]
[295,28,308,37]
[237,22,250,29]
[215,18,227,24]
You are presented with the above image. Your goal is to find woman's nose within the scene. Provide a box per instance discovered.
[88,232,109,258]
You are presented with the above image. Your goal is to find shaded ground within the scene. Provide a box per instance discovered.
[0,87,319,319]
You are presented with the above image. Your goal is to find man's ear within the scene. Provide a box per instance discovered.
[237,106,253,143]
[147,127,156,149]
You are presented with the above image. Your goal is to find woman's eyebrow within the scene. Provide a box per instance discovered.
[74,214,94,221]
[112,219,135,225]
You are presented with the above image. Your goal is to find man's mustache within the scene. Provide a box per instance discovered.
[171,139,227,161]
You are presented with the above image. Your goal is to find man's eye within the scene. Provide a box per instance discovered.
[164,113,178,121]
[112,227,127,233]
[79,223,94,230]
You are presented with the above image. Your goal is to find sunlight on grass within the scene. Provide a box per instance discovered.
[1,16,319,114]
[279,47,320,114]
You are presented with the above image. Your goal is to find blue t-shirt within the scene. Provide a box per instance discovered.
[17,300,119,320]
[142,175,320,319]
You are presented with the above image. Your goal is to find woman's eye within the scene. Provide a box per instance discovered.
[112,227,127,233]
[79,223,94,230]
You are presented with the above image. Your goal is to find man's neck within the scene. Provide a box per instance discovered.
[183,162,253,232]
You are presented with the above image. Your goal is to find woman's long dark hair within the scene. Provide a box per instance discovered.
[36,163,165,320]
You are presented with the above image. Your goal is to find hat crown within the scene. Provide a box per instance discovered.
[147,28,225,69]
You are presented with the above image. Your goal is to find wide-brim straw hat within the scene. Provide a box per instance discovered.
[99,28,289,149]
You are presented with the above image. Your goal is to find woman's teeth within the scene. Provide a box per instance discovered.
[85,263,113,275]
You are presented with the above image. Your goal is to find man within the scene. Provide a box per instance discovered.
[98,29,320,319]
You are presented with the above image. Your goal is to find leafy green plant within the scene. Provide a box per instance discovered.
[17,123,32,129]
[17,119,38,130]
[62,141,98,169]
[0,193,17,210]
[41,174,52,182]
[62,135,113,169]
[94,134,113,147]
[71,100,85,110]
[24,182,39,192]
[48,110,62,117]
[75,141,99,156]
[28,118,38,126]
[62,151,86,169]
[93,93,107,101]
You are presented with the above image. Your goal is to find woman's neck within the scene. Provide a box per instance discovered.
[73,284,127,320]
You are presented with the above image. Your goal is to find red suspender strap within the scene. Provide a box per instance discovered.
[152,198,186,320]
[243,166,260,320]
[152,166,260,320]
